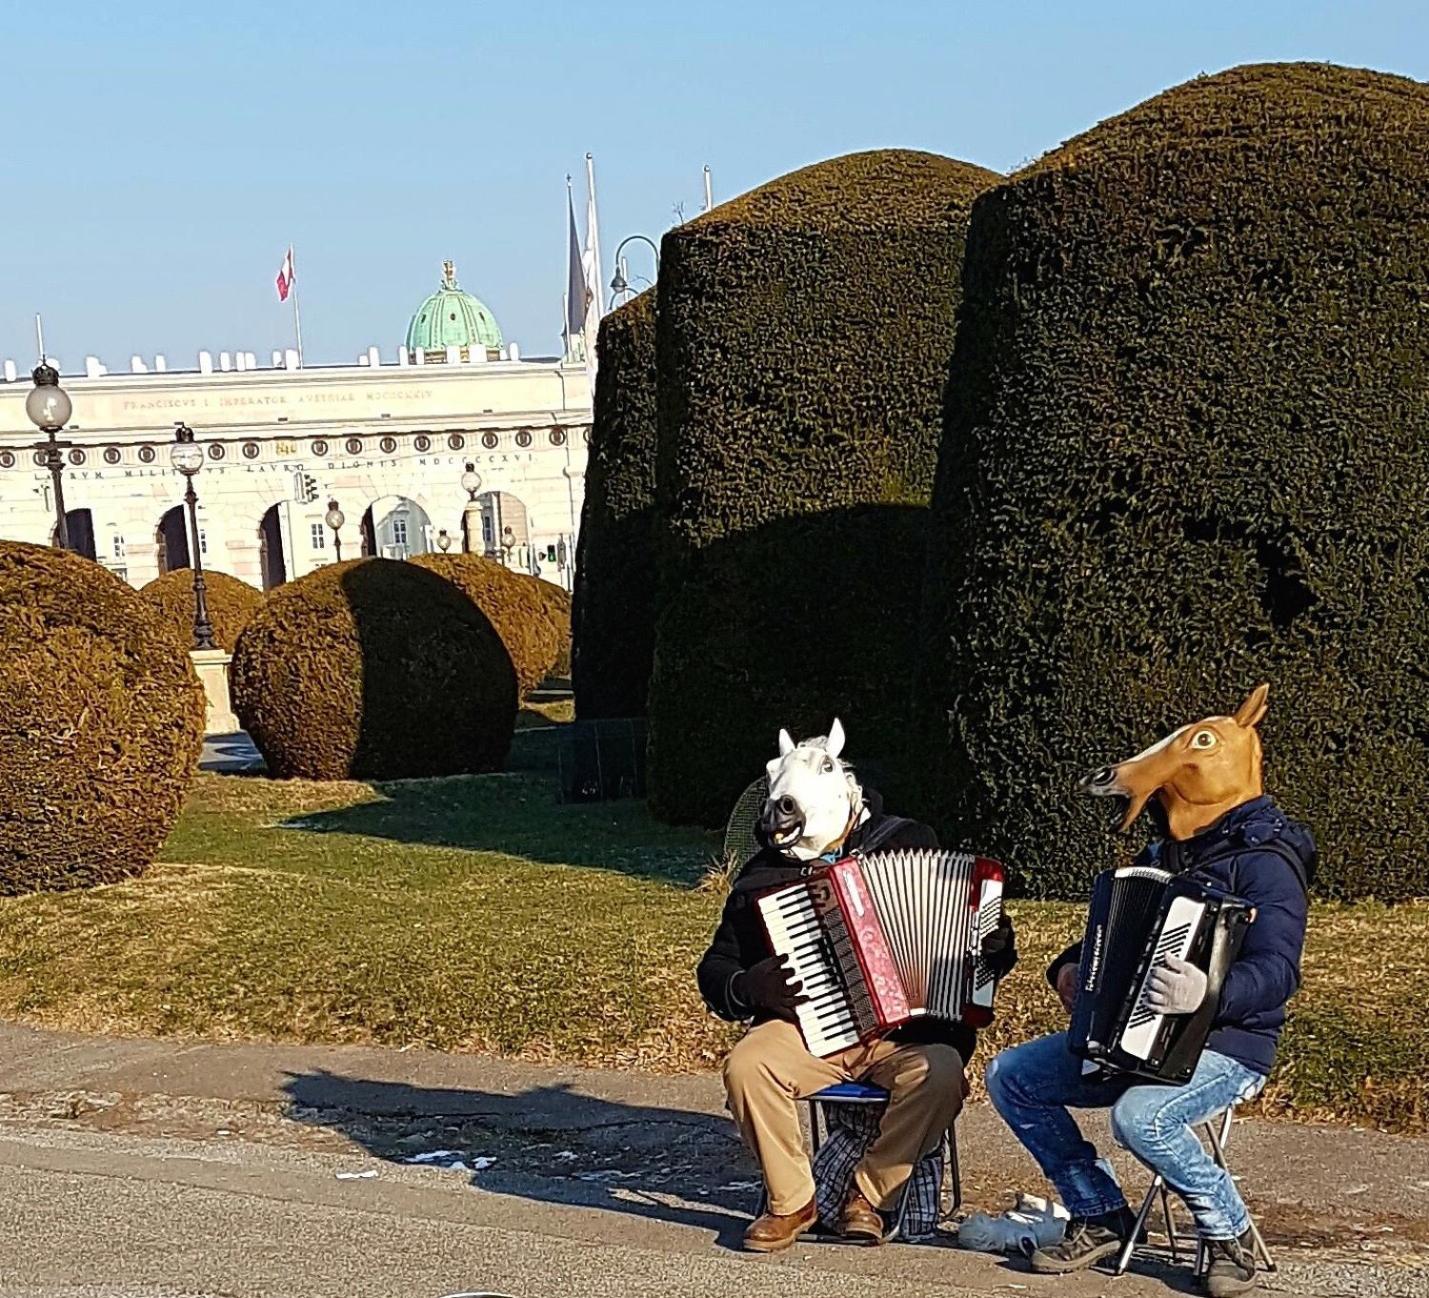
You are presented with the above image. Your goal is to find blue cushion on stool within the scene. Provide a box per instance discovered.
[812,1081,890,1104]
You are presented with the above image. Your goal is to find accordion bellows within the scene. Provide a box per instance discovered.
[757,849,1004,1057]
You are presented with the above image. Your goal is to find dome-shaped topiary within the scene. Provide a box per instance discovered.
[918,63,1429,900]
[0,541,206,895]
[573,292,658,718]
[513,572,571,679]
[231,558,517,780]
[409,553,559,696]
[649,149,1000,826]
[140,568,264,653]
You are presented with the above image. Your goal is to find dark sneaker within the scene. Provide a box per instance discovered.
[1204,1231,1258,1296]
[1028,1207,1136,1274]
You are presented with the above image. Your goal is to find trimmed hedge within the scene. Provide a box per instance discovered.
[918,63,1429,900]
[513,572,571,680]
[649,150,1000,826]
[410,553,558,696]
[140,568,264,653]
[231,558,517,780]
[0,541,205,894]
[572,292,658,718]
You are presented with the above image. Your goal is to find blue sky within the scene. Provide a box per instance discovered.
[3,1,1425,371]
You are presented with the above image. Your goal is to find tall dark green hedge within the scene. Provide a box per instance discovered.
[0,541,205,894]
[572,292,658,718]
[231,558,517,780]
[918,63,1429,900]
[648,150,1000,826]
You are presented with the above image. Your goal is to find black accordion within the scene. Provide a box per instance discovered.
[1068,865,1253,1084]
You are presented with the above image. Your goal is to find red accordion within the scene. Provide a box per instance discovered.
[757,849,1004,1057]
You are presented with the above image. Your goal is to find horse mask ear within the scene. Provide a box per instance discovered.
[827,718,846,760]
[777,728,796,757]
[1233,683,1270,730]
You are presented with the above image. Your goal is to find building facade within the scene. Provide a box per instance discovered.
[0,266,592,590]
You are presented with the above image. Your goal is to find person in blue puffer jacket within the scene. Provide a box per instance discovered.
[985,685,1315,1298]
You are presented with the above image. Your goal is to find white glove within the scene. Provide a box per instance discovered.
[1144,955,1208,1015]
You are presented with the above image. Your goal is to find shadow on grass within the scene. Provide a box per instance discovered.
[282,1069,753,1248]
[278,769,715,884]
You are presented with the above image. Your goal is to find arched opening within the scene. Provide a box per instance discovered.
[258,504,288,590]
[156,505,190,573]
[56,508,97,560]
[359,496,433,560]
[478,491,532,573]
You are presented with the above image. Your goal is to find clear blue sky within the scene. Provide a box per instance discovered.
[3,0,1425,372]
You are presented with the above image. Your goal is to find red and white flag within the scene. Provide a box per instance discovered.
[275,247,295,302]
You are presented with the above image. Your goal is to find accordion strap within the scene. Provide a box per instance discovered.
[849,814,915,858]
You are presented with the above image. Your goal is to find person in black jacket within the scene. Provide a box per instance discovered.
[697,720,1016,1253]
[985,685,1313,1298]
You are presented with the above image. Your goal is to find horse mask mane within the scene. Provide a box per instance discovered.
[759,718,867,862]
[1078,683,1270,842]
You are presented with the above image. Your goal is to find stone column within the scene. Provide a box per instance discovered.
[190,648,239,735]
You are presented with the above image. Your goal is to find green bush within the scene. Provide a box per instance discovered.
[0,541,205,894]
[917,63,1429,900]
[231,558,517,780]
[513,572,571,680]
[648,150,1000,826]
[140,568,264,653]
[410,553,556,696]
[573,292,658,718]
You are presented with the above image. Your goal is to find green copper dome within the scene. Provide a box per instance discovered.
[405,260,504,358]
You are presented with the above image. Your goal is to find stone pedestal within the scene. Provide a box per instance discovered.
[190,648,240,735]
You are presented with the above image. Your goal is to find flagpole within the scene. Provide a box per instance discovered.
[584,153,604,317]
[290,248,304,368]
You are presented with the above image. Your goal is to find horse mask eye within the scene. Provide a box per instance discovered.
[1191,730,1216,750]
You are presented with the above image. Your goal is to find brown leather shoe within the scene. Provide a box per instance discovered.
[743,1197,817,1253]
[838,1188,886,1244]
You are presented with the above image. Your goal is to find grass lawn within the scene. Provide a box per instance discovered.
[0,768,1424,1132]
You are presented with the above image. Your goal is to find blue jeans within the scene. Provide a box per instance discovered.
[985,1032,1265,1240]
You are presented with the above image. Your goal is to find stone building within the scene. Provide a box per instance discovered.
[0,263,591,590]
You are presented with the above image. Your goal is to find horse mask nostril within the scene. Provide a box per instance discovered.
[777,795,797,815]
[1081,766,1116,791]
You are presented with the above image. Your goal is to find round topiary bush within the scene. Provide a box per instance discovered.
[573,291,658,718]
[231,558,517,780]
[0,541,206,894]
[409,553,558,696]
[648,149,1000,826]
[918,63,1429,900]
[511,571,571,680]
[140,568,264,653]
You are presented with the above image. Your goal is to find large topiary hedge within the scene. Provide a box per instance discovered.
[0,541,206,894]
[513,572,571,680]
[918,63,1429,901]
[572,292,658,719]
[648,150,1000,826]
[140,568,264,653]
[410,553,558,696]
[231,558,517,780]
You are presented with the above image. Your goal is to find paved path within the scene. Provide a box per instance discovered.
[1,1023,1425,1298]
[198,731,265,774]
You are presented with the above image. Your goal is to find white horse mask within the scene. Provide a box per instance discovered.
[760,718,867,862]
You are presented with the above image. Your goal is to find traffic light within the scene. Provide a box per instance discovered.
[293,472,318,504]
[544,544,558,563]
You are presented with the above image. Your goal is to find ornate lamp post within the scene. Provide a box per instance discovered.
[25,362,74,550]
[609,234,660,304]
[325,498,345,561]
[436,529,452,552]
[460,461,482,554]
[500,524,516,568]
[169,423,215,650]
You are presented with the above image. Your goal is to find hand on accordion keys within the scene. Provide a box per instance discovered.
[736,954,808,1023]
[1144,955,1209,1016]
[980,912,1017,978]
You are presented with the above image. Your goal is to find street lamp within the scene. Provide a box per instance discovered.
[437,529,452,552]
[169,423,215,651]
[325,498,345,561]
[609,234,660,301]
[460,462,482,554]
[25,362,74,550]
[500,524,515,568]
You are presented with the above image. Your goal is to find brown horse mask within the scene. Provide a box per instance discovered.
[1079,684,1270,842]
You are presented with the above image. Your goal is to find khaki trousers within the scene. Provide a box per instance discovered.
[722,1019,965,1215]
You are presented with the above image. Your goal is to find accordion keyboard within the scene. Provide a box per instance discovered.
[758,883,865,1056]
[1120,893,1206,1060]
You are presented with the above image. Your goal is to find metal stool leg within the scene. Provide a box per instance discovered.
[1116,1175,1163,1276]
[1160,1183,1181,1264]
[945,1123,962,1215]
